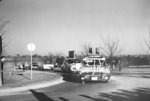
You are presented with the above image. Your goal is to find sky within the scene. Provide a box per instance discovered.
[0,0,150,56]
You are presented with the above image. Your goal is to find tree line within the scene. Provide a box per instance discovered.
[6,53,150,68]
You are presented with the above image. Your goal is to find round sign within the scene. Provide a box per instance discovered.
[27,43,36,52]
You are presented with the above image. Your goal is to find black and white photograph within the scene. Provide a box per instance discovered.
[0,0,150,101]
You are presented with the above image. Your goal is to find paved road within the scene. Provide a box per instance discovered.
[0,72,150,101]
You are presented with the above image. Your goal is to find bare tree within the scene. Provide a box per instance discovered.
[0,16,10,55]
[55,52,65,66]
[99,37,122,70]
[0,0,6,86]
[42,52,55,64]
[143,30,150,65]
[100,37,122,57]
[48,52,55,64]
[144,31,150,54]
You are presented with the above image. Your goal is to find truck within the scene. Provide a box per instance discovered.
[79,55,111,84]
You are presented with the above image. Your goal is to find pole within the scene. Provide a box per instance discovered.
[0,36,2,86]
[1,61,4,85]
[30,51,32,80]
[0,61,2,86]
[27,43,35,80]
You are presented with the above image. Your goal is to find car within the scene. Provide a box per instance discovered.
[27,63,38,70]
[43,64,54,70]
[61,58,82,73]
[18,64,23,69]
[53,67,62,72]
[31,63,38,69]
[79,55,111,84]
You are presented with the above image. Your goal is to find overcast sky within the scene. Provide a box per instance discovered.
[1,0,150,56]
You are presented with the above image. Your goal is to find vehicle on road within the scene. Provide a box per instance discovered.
[79,55,111,84]
[17,63,23,69]
[43,64,54,70]
[61,58,82,73]
[26,63,39,70]
[32,63,38,69]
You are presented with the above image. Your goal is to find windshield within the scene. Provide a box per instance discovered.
[83,59,106,66]
[67,59,80,64]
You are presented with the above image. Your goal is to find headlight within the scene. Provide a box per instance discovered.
[104,76,109,80]
[85,74,90,79]
[81,77,85,80]
[102,74,109,80]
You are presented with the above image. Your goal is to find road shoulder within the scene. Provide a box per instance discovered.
[0,71,64,96]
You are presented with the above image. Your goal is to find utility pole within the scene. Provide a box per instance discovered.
[0,36,2,86]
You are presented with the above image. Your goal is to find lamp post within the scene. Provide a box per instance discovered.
[27,43,36,80]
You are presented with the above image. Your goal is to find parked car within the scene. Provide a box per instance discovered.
[32,63,38,69]
[17,64,23,69]
[79,55,111,84]
[26,63,38,70]
[43,64,54,70]
[53,67,62,72]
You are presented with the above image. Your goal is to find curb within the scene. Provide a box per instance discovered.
[0,72,64,96]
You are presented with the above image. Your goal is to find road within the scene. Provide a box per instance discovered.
[0,71,150,101]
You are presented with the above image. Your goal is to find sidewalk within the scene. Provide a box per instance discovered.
[111,68,150,74]
[111,68,150,78]
[0,70,64,96]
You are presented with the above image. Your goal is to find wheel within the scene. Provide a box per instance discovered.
[102,73,110,82]
[80,76,85,84]
[104,80,109,83]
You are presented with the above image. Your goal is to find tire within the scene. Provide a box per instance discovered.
[104,80,109,83]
